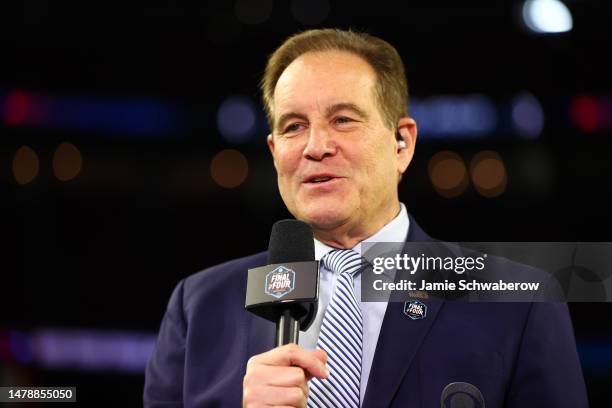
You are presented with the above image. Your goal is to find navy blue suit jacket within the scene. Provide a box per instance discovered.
[144,217,588,407]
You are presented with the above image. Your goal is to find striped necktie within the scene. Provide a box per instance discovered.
[308,249,367,408]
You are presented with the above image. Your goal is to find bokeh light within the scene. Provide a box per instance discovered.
[410,94,497,139]
[9,330,33,364]
[53,142,83,182]
[470,151,507,198]
[428,151,468,198]
[2,90,30,126]
[206,13,242,46]
[235,0,273,24]
[512,91,544,139]
[0,330,10,362]
[217,96,257,143]
[518,150,555,196]
[570,95,599,133]
[13,145,40,185]
[291,0,330,26]
[522,0,573,34]
[210,149,249,189]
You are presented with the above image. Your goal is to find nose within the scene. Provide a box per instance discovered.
[303,125,336,161]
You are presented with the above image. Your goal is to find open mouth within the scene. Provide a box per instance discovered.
[308,176,334,184]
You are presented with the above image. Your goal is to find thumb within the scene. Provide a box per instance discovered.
[312,348,328,365]
[305,349,328,381]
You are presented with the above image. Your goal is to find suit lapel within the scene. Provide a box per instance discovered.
[243,215,444,406]
[362,215,446,407]
[362,297,444,407]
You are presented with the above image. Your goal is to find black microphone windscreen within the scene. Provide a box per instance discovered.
[267,219,314,264]
[440,382,485,408]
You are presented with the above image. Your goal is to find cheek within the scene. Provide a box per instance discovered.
[357,145,397,189]
[360,143,390,173]
[274,145,302,184]
[274,146,296,173]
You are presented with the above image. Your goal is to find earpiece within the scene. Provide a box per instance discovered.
[396,130,407,150]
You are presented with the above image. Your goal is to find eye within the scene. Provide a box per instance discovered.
[282,123,305,134]
[335,116,353,124]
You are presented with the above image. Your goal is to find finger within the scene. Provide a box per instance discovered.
[312,348,328,365]
[244,385,306,407]
[248,344,328,379]
[304,348,328,381]
[267,366,309,397]
[244,365,309,396]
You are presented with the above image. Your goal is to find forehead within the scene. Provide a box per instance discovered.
[272,50,378,116]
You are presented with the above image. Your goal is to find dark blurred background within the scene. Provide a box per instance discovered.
[1,0,611,406]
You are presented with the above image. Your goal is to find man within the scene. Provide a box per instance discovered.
[144,29,587,407]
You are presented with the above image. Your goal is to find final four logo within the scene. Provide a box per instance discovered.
[265,266,295,298]
[403,300,427,320]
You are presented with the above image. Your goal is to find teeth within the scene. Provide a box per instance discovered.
[312,177,331,183]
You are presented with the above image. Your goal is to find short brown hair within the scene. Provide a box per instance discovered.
[260,28,408,131]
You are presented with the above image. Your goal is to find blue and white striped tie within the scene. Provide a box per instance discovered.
[308,250,367,408]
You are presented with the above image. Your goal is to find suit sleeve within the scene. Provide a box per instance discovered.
[144,280,187,408]
[505,302,588,407]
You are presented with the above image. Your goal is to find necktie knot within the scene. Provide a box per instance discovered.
[322,249,367,278]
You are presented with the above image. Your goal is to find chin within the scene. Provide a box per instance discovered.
[297,205,351,231]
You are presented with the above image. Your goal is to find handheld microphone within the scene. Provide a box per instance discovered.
[440,382,485,408]
[245,220,319,346]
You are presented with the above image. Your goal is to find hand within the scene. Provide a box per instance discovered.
[243,344,328,408]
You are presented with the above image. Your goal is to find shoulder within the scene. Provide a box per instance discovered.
[177,252,268,316]
[183,251,268,292]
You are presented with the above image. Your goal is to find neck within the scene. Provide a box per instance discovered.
[313,202,401,249]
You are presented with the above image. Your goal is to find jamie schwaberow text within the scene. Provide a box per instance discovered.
[372,279,541,292]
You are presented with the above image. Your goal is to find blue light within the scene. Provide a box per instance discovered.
[38,96,185,137]
[217,95,257,143]
[9,330,33,364]
[512,91,545,139]
[577,339,612,372]
[32,328,156,373]
[411,94,497,140]
[0,90,186,138]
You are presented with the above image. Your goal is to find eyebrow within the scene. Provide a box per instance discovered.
[325,102,369,121]
[274,102,369,133]
[275,112,308,133]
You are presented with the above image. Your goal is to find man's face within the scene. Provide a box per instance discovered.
[267,50,414,240]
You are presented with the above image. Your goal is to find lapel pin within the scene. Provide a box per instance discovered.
[408,290,429,300]
[404,300,427,320]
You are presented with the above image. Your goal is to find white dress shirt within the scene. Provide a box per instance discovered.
[299,203,410,406]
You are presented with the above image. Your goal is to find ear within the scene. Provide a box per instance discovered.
[396,116,418,175]
[267,133,275,153]
[267,133,278,169]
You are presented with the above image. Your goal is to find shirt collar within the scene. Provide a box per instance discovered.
[314,203,410,261]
